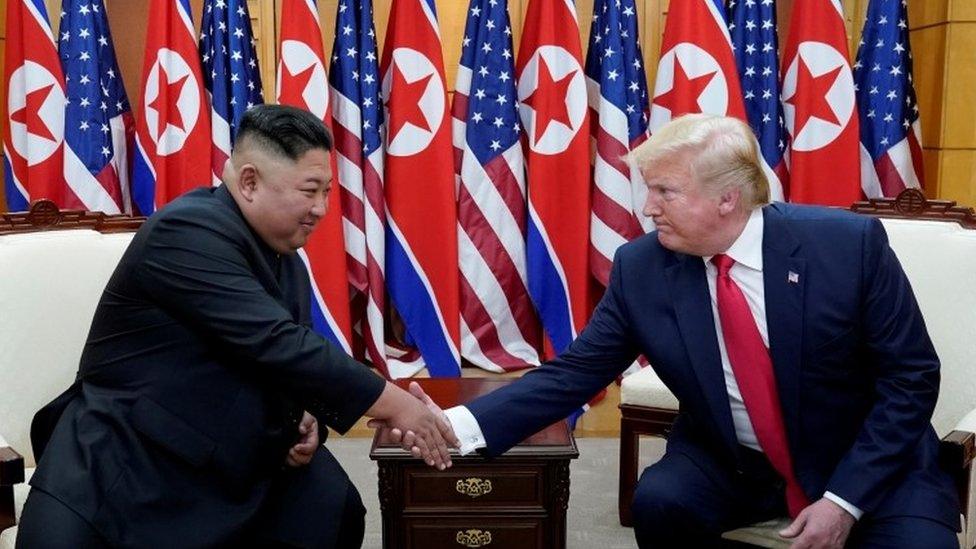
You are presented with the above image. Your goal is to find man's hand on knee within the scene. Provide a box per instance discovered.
[779,497,856,549]
[285,411,319,468]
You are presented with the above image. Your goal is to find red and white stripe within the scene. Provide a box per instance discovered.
[452,64,541,372]
[860,120,923,199]
[587,83,647,286]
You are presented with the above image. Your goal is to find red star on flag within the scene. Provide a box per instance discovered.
[278,62,317,112]
[147,66,190,141]
[785,57,842,136]
[522,56,576,143]
[10,83,57,142]
[652,58,716,116]
[386,64,433,143]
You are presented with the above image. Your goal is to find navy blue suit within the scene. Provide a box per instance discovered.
[467,203,958,544]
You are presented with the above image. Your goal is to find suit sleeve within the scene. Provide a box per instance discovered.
[466,249,641,455]
[133,207,385,433]
[824,217,941,513]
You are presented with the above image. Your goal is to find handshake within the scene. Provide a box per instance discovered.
[364,381,460,470]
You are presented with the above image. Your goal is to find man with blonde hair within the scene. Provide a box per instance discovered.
[409,114,958,547]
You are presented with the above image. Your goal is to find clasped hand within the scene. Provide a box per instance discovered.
[367,381,460,470]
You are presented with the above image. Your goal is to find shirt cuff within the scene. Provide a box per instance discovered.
[823,491,863,520]
[444,406,487,456]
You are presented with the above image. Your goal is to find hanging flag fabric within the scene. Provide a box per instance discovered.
[853,0,923,198]
[60,0,134,214]
[728,0,790,199]
[381,0,460,378]
[518,0,592,358]
[452,0,541,373]
[131,0,213,215]
[277,0,354,357]
[781,0,861,206]
[329,0,390,376]
[4,0,67,211]
[200,0,265,183]
[585,0,650,286]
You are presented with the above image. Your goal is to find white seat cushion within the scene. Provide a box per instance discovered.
[721,517,791,548]
[0,230,134,467]
[620,366,679,409]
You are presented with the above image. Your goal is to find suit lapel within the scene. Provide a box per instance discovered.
[665,254,738,454]
[762,205,805,453]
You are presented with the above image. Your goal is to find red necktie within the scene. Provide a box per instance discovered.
[712,254,810,518]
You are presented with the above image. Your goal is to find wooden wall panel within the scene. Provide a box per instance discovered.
[943,22,976,148]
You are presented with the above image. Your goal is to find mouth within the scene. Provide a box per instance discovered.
[299,222,317,233]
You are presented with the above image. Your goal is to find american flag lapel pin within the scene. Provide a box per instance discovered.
[788,271,799,284]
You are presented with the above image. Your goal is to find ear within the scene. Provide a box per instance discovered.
[717,187,741,216]
[237,164,259,202]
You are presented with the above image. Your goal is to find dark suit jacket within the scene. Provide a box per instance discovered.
[467,203,958,528]
[29,185,385,547]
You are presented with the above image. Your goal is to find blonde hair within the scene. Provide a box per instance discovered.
[630,114,770,209]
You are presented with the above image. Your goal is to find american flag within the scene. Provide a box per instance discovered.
[59,0,134,214]
[728,0,789,199]
[329,0,389,375]
[451,0,540,373]
[585,0,650,286]
[200,0,264,183]
[853,0,923,198]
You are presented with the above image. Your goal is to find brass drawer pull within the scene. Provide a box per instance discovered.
[455,477,493,498]
[456,529,492,547]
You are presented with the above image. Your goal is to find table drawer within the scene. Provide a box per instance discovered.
[404,516,544,549]
[403,464,545,510]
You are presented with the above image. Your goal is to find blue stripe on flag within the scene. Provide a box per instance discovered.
[131,142,156,216]
[385,224,460,377]
[309,293,350,353]
[3,156,29,212]
[526,215,574,353]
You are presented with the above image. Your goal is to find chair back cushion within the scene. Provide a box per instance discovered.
[0,229,134,467]
[880,217,976,437]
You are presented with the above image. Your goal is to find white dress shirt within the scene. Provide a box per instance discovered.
[445,208,862,519]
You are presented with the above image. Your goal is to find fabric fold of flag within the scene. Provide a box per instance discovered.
[329,0,390,376]
[853,0,923,198]
[200,0,264,183]
[277,0,354,357]
[381,0,461,378]
[4,0,67,211]
[60,0,134,214]
[585,0,650,286]
[452,0,541,373]
[131,0,213,215]
[518,0,592,359]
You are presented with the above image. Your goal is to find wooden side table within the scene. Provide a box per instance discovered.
[370,378,579,549]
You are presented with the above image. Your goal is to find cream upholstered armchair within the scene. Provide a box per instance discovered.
[0,201,143,548]
[617,189,976,548]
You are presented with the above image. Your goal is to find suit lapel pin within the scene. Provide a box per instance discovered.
[788,271,799,284]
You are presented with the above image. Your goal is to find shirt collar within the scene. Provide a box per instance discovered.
[704,208,764,272]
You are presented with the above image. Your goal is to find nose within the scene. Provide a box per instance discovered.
[311,193,328,219]
[643,190,661,218]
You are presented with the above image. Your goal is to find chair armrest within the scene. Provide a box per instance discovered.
[0,439,25,532]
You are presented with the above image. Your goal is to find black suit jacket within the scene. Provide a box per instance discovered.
[29,185,385,547]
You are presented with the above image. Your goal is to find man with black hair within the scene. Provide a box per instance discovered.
[17,104,457,548]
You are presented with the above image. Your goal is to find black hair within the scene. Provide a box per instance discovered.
[234,104,333,160]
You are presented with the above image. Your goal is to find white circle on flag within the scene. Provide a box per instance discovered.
[782,41,855,152]
[7,61,65,165]
[517,45,586,155]
[277,40,329,119]
[144,48,201,156]
[648,42,728,133]
[382,47,445,157]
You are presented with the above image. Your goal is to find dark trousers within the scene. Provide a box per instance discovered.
[16,447,365,549]
[631,446,958,548]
